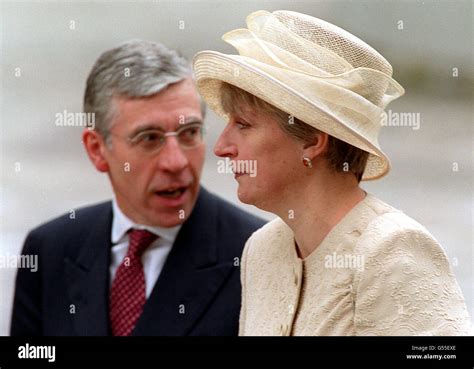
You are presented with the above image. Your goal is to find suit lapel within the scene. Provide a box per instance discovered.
[64,202,113,336]
[133,188,235,336]
[63,188,235,336]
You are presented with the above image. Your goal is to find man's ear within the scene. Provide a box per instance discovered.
[82,129,110,173]
[302,131,329,161]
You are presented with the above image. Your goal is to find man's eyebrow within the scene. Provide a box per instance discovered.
[129,124,165,137]
[129,117,203,137]
[180,116,203,125]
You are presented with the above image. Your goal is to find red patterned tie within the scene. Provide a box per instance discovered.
[110,229,157,336]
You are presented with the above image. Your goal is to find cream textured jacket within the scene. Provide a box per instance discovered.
[239,194,471,336]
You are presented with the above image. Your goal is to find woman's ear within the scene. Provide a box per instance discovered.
[302,132,329,161]
[82,129,110,173]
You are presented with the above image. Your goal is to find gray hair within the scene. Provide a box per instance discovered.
[83,39,204,138]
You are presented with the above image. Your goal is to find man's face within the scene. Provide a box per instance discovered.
[101,78,205,227]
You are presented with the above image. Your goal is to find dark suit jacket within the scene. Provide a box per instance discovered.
[10,187,265,336]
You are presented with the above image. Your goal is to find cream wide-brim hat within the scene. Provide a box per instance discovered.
[193,10,405,180]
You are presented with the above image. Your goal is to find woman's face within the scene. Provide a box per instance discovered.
[214,106,304,212]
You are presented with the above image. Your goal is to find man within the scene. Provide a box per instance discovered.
[10,40,265,336]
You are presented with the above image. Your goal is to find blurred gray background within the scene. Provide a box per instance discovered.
[1,0,472,335]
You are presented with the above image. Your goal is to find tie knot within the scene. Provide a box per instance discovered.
[128,229,158,258]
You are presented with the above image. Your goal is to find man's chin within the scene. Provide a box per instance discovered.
[142,206,190,227]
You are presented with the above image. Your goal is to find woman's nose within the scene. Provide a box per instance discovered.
[214,127,237,158]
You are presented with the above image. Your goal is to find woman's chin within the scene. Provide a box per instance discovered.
[237,188,256,206]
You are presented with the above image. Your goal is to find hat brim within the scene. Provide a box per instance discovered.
[193,50,390,181]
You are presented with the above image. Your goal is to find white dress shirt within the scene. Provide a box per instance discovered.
[110,199,181,298]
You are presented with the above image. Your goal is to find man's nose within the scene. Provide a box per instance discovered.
[214,127,237,158]
[157,137,189,172]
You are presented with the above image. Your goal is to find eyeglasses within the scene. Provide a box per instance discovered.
[110,123,205,155]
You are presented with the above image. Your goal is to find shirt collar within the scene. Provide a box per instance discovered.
[111,197,182,245]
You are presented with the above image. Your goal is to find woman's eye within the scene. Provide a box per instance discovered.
[236,121,249,129]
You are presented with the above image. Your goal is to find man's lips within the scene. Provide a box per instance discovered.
[154,185,190,198]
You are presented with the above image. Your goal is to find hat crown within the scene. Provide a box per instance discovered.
[223,10,403,108]
[272,11,394,76]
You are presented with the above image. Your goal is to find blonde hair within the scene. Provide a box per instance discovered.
[220,82,369,182]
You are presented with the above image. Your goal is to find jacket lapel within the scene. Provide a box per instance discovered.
[133,188,235,336]
[64,202,113,336]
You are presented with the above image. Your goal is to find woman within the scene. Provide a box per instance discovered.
[193,10,471,335]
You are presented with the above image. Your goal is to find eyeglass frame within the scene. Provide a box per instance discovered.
[107,122,206,154]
